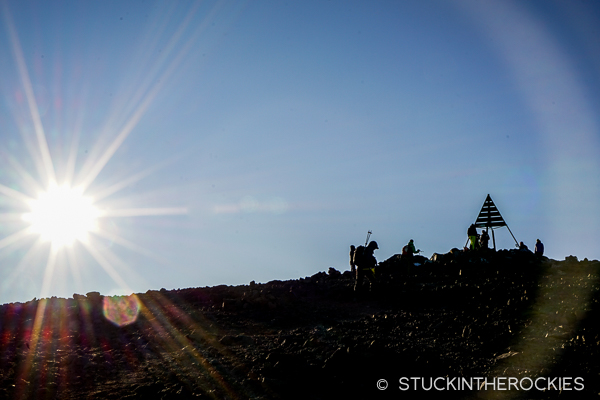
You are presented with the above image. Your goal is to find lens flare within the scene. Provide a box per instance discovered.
[102,294,141,327]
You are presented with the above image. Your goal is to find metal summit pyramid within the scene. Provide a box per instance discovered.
[473,194,518,250]
[475,194,506,229]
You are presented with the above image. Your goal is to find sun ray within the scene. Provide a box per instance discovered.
[77,95,156,193]
[2,3,56,187]
[0,183,33,204]
[16,297,49,398]
[0,213,27,222]
[1,236,45,292]
[0,228,35,251]
[0,1,197,308]
[65,245,86,297]
[118,0,204,116]
[61,81,92,189]
[13,127,51,189]
[16,244,59,395]
[79,240,133,295]
[38,245,59,299]
[97,2,203,137]
[100,207,188,218]
[72,11,179,186]
[2,150,45,195]
[76,2,221,194]
[89,156,181,202]
[63,126,82,187]
[136,292,242,398]
[86,236,154,292]
[76,37,193,194]
[92,227,171,266]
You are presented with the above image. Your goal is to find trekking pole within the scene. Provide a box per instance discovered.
[365,230,372,246]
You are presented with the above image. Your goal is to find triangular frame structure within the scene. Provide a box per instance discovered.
[473,194,518,250]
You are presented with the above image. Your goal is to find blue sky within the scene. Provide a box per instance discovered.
[0,0,598,304]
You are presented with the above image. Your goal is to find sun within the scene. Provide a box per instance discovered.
[22,184,100,248]
[0,3,189,307]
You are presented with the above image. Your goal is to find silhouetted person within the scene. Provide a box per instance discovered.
[468,224,478,250]
[519,241,529,251]
[534,239,544,257]
[349,245,356,273]
[402,239,420,258]
[480,230,490,249]
[354,241,378,292]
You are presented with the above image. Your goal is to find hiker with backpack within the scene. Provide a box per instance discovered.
[402,239,420,259]
[534,239,544,258]
[468,224,479,250]
[480,229,490,250]
[353,241,379,292]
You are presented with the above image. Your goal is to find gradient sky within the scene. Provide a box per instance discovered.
[0,0,599,305]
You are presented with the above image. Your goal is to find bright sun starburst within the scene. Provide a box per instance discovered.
[0,3,191,304]
[22,184,100,248]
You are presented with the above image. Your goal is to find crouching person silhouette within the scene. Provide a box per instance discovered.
[353,241,379,292]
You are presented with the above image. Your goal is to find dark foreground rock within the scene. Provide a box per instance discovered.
[0,250,599,399]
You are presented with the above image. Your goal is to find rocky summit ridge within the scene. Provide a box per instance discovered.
[0,249,599,399]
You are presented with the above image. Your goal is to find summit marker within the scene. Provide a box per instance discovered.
[474,194,518,250]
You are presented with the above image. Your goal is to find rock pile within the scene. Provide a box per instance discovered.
[0,250,598,399]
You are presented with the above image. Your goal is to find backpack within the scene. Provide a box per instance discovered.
[402,245,409,256]
[353,245,365,266]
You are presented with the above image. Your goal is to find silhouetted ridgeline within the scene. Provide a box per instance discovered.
[0,250,599,399]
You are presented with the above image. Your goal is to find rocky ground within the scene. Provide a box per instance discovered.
[0,249,599,399]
